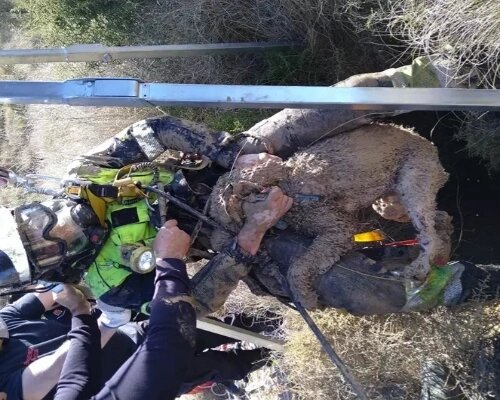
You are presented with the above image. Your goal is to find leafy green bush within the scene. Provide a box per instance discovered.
[12,0,146,45]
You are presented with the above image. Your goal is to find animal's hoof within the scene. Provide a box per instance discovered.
[406,258,431,281]
[432,256,449,266]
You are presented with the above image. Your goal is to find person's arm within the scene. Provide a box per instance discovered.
[192,187,293,316]
[51,221,196,400]
[20,341,70,400]
[21,322,116,400]
[0,287,57,328]
[66,116,268,175]
[190,243,253,317]
[242,56,458,159]
[93,220,196,400]
[53,312,101,400]
[51,288,100,400]
[21,286,95,400]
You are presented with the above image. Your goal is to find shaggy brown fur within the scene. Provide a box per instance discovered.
[210,123,451,308]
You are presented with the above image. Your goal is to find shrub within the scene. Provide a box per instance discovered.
[280,300,500,399]
[371,0,500,88]
[455,112,500,172]
[12,0,146,46]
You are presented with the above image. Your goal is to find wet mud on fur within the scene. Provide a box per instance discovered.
[210,123,450,308]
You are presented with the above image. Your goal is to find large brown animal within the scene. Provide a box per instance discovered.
[209,123,451,308]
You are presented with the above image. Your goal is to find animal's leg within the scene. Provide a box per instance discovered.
[287,212,358,309]
[434,210,454,260]
[394,155,449,279]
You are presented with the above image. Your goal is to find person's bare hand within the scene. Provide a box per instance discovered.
[153,219,191,260]
[238,187,293,255]
[243,187,293,234]
[234,153,282,169]
[52,285,90,316]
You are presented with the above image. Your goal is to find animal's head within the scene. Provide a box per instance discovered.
[214,180,267,227]
[210,158,288,229]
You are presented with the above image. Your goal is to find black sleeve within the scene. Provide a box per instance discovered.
[0,294,45,328]
[54,314,102,400]
[94,258,196,400]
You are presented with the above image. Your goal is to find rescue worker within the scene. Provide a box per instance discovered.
[52,219,196,400]
[0,282,120,400]
[1,295,273,400]
[58,56,466,311]
[51,217,286,400]
[0,56,492,316]
[0,280,276,400]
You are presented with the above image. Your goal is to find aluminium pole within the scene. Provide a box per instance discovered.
[0,42,295,65]
[0,79,498,111]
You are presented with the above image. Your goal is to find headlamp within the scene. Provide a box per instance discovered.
[129,247,155,274]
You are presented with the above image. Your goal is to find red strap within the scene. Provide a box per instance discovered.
[187,382,214,394]
[384,239,419,247]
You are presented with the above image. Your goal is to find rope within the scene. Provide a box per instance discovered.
[286,282,369,400]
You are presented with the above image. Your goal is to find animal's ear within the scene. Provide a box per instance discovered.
[226,194,244,224]
[231,180,263,197]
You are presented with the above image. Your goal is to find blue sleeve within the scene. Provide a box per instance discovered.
[0,294,45,328]
[0,369,24,400]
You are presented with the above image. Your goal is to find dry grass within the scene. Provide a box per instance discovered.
[371,0,500,88]
[1,0,390,182]
[455,112,500,172]
[187,257,500,399]
[279,299,500,399]
[0,105,38,173]
[11,0,390,84]
[24,104,156,177]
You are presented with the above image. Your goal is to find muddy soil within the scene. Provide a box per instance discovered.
[391,112,500,264]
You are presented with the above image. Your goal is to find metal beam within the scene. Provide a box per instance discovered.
[0,78,498,111]
[196,317,285,352]
[0,42,294,65]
